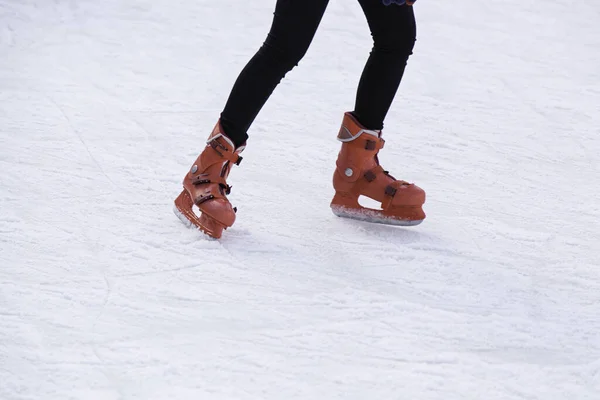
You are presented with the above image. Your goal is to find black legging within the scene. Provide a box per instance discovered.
[220,0,417,147]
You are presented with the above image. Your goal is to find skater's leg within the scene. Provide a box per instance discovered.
[330,3,424,225]
[220,0,330,147]
[353,1,416,129]
[176,0,329,238]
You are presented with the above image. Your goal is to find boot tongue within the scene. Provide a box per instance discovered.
[338,112,383,141]
[337,125,381,142]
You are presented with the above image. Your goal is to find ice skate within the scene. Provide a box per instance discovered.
[330,112,425,226]
[174,121,244,239]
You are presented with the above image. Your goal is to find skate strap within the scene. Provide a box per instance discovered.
[192,175,228,188]
[381,185,397,210]
[196,193,215,205]
[385,186,398,197]
[219,182,232,195]
[356,166,385,194]
[381,181,412,210]
[363,167,382,183]
[364,138,385,151]
[359,166,412,210]
[209,139,243,165]
[191,177,232,198]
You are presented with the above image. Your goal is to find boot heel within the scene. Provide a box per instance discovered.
[331,191,360,209]
[174,190,196,228]
[173,189,225,239]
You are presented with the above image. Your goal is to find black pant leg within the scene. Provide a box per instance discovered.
[353,1,416,130]
[220,0,330,147]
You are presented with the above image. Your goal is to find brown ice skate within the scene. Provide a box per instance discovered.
[330,112,426,226]
[174,121,244,239]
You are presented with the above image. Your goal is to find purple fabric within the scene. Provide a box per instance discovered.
[382,0,415,5]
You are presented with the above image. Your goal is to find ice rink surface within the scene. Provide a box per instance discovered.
[1,1,599,399]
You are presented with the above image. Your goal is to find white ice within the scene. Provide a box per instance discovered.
[1,0,599,399]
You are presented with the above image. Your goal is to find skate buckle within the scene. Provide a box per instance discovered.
[192,177,211,185]
[209,139,228,156]
[196,194,216,204]
[364,170,377,182]
[384,185,397,197]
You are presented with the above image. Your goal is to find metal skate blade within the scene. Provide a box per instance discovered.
[173,204,194,229]
[173,204,218,240]
[331,206,423,227]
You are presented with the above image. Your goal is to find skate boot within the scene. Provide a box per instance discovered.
[174,121,244,239]
[330,112,425,226]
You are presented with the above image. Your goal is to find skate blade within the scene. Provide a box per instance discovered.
[173,190,224,239]
[331,205,423,227]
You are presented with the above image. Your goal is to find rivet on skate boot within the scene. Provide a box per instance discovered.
[345,168,353,177]
[191,165,198,174]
